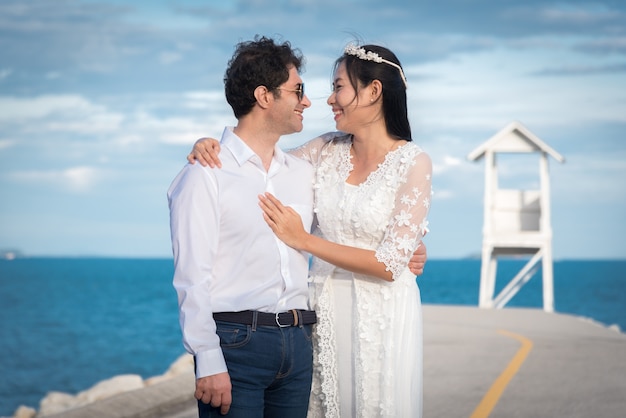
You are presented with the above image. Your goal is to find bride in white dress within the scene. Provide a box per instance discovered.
[189,43,431,418]
[258,44,432,418]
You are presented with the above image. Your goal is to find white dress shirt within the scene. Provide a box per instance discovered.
[168,127,314,378]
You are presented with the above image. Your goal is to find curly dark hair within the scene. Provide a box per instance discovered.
[224,35,305,118]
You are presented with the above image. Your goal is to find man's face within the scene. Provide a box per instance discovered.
[271,66,311,136]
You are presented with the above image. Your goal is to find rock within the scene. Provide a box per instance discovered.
[166,353,194,376]
[38,392,76,416]
[30,356,192,416]
[144,353,193,386]
[37,374,144,416]
[76,374,144,404]
[12,405,36,418]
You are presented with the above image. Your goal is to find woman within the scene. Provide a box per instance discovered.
[191,43,431,417]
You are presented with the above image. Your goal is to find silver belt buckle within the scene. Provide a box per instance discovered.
[275,312,291,327]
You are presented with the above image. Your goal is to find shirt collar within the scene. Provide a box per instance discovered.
[221,126,289,167]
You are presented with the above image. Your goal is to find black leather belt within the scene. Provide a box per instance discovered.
[213,309,317,327]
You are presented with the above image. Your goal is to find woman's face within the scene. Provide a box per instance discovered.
[327,61,372,133]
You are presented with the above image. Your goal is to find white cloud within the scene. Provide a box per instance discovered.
[159,51,182,65]
[538,4,622,24]
[575,36,626,56]
[432,155,464,176]
[0,91,234,148]
[63,166,99,191]
[432,189,455,200]
[0,95,125,133]
[46,113,125,134]
[129,109,229,145]
[10,165,101,193]
[410,43,626,135]
[0,139,16,150]
[45,71,61,79]
[182,90,227,110]
[113,134,144,146]
[0,95,84,120]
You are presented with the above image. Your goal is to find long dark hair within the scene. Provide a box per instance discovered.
[335,44,412,141]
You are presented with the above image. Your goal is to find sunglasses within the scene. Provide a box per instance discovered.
[276,83,305,101]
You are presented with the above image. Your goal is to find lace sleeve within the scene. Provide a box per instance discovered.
[287,132,343,164]
[375,149,433,280]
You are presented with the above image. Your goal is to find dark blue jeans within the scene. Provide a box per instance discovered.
[197,320,313,418]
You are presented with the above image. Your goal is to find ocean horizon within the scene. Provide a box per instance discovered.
[1,257,624,416]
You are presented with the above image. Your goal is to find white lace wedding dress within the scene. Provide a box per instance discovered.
[290,132,432,418]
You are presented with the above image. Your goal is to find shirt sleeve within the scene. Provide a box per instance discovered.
[375,150,433,280]
[168,163,227,378]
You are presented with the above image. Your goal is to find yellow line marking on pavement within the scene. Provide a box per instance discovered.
[469,329,534,418]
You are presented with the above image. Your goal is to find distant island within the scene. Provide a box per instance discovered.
[1,249,22,260]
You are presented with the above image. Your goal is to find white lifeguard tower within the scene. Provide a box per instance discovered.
[468,121,564,312]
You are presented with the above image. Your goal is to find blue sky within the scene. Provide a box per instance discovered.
[0,0,624,259]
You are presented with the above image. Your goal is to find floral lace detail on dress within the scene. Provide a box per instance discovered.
[307,276,340,418]
[307,134,432,282]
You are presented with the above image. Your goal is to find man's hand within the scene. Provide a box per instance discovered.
[409,241,427,276]
[195,372,232,415]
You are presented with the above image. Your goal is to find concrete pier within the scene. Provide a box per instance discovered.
[421,305,625,418]
[46,305,626,418]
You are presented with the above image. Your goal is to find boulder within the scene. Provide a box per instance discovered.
[12,405,36,418]
[145,353,193,386]
[27,355,192,416]
[75,374,144,404]
[37,374,144,416]
[38,392,76,416]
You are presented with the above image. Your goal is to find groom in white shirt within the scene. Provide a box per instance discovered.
[168,36,316,418]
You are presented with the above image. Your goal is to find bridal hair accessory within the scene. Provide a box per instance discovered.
[344,43,408,88]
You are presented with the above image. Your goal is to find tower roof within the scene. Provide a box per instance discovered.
[467,121,565,163]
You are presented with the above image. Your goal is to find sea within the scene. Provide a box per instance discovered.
[0,257,625,416]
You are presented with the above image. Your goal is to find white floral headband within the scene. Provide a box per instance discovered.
[344,43,408,89]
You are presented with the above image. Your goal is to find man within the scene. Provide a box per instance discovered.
[168,36,316,417]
